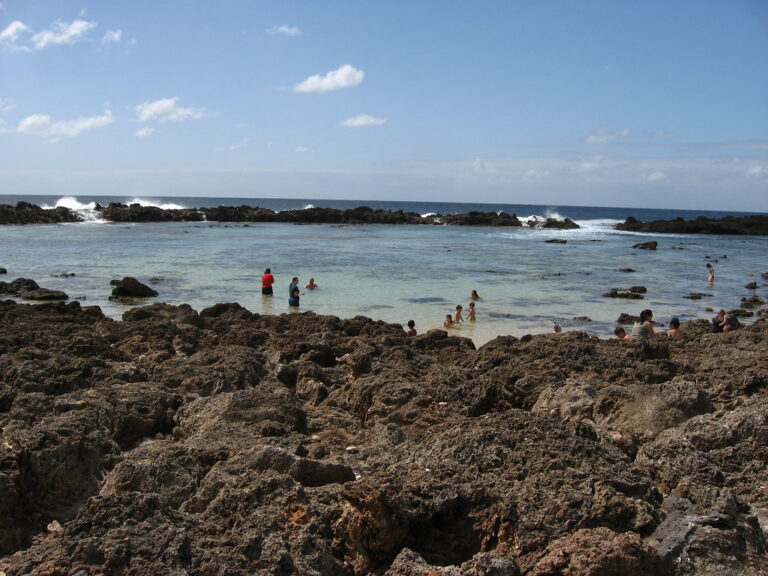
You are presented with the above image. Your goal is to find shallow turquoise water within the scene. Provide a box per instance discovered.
[1,218,766,345]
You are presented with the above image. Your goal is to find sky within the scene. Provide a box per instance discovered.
[1,1,767,211]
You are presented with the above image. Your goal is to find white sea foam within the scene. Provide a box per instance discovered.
[125,197,186,210]
[572,218,624,233]
[303,204,316,210]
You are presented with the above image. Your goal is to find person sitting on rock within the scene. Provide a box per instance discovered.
[712,308,739,332]
[667,317,684,340]
[406,319,416,336]
[631,309,656,340]
[614,327,632,342]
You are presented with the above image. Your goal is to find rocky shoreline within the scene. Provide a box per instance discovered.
[1,296,767,575]
[0,202,580,229]
[3,201,768,234]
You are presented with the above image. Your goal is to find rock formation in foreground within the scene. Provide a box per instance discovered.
[0,298,767,575]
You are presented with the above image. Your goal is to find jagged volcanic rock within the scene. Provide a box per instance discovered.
[0,297,766,575]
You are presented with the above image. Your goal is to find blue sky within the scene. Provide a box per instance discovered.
[1,1,767,211]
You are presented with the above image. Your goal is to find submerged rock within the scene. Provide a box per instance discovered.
[110,276,159,298]
[0,277,68,301]
[632,241,658,250]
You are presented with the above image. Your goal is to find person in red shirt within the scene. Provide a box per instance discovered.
[261,268,275,295]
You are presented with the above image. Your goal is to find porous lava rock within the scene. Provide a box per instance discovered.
[0,296,766,575]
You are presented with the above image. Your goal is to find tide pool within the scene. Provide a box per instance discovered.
[1,214,766,345]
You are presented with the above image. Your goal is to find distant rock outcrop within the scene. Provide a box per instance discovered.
[616,214,768,235]
[0,202,581,229]
[0,201,82,225]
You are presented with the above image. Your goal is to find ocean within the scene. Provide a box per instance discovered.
[1,195,766,346]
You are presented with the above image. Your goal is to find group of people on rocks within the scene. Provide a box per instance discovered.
[608,262,738,342]
[610,310,683,342]
[611,306,738,343]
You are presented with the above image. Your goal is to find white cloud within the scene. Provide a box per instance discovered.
[473,158,497,174]
[646,171,667,182]
[221,137,249,151]
[341,114,385,128]
[101,29,122,44]
[133,127,155,138]
[135,97,205,123]
[266,25,301,36]
[17,109,114,140]
[295,146,309,153]
[524,168,550,180]
[747,166,766,179]
[0,98,15,112]
[31,19,96,50]
[584,128,630,144]
[294,64,364,93]
[0,20,30,50]
[577,155,606,172]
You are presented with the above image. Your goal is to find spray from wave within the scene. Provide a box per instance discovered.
[41,196,97,211]
[39,196,187,223]
[124,197,187,210]
[40,196,105,223]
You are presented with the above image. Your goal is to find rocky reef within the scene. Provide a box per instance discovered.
[615,215,768,235]
[0,202,579,229]
[0,297,767,575]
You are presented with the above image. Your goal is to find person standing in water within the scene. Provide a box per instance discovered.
[288,277,301,307]
[467,301,476,321]
[454,304,464,323]
[706,263,715,283]
[261,268,275,295]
